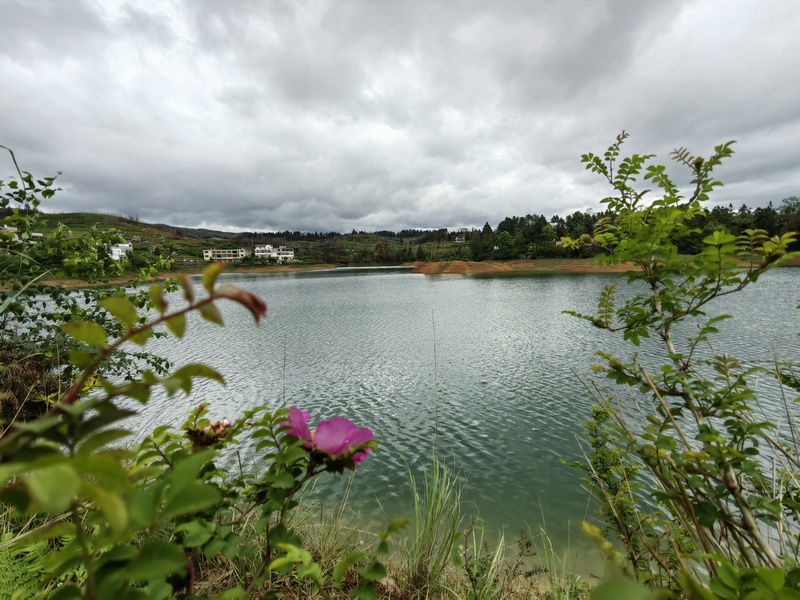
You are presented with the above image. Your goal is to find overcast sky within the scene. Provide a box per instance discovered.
[2,1,799,233]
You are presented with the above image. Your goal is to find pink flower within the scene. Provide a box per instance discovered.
[284,407,374,466]
[285,406,312,440]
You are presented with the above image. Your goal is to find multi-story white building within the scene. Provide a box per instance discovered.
[108,242,133,261]
[202,248,250,263]
[275,246,294,262]
[253,244,274,259]
[253,244,295,263]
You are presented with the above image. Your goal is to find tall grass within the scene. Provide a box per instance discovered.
[458,523,506,599]
[399,453,464,597]
[531,524,587,600]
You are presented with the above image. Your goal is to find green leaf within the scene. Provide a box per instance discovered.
[709,578,738,600]
[126,485,162,529]
[384,518,409,537]
[99,296,139,330]
[757,567,785,593]
[82,482,129,536]
[67,349,94,368]
[202,262,226,292]
[49,586,82,600]
[74,452,131,490]
[203,538,226,558]
[351,581,378,599]
[162,481,221,520]
[166,313,186,338]
[716,562,739,590]
[175,274,194,303]
[271,471,296,489]
[76,428,132,456]
[356,560,387,581]
[785,567,800,591]
[129,327,153,346]
[167,449,214,492]
[216,588,247,600]
[172,363,225,387]
[333,551,367,585]
[61,320,108,348]
[126,540,186,582]
[25,463,80,513]
[199,302,223,325]
[149,284,167,314]
[277,445,308,464]
[175,519,214,548]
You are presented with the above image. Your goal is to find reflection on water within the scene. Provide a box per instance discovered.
[138,267,800,562]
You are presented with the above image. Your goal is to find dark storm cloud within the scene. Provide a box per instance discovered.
[1,0,798,232]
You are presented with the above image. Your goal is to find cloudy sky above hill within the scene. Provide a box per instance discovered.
[1,0,799,232]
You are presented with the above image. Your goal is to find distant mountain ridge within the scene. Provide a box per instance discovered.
[147,223,241,240]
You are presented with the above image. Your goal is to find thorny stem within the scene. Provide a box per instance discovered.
[60,295,219,407]
[245,465,322,597]
[650,279,708,431]
[724,464,783,568]
[280,466,320,524]
[73,500,96,599]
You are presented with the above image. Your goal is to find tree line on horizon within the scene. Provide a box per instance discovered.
[296,195,800,264]
[4,196,798,267]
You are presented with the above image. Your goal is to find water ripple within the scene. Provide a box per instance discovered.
[135,268,800,543]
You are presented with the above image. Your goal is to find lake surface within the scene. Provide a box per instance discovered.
[138,266,800,560]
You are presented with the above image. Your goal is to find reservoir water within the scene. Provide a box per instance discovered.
[137,267,800,559]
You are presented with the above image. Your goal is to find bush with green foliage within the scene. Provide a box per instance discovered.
[564,132,800,598]
[0,146,177,424]
[0,150,400,599]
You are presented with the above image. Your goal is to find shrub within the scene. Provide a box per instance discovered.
[565,132,799,597]
[0,149,397,599]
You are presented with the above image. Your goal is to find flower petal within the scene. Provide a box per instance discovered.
[351,448,372,466]
[348,427,373,448]
[313,417,358,456]
[285,406,312,440]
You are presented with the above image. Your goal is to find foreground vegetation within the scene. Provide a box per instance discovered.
[1,133,799,599]
[563,133,800,598]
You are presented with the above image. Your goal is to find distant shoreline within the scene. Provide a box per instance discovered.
[198,258,639,276]
[44,256,800,288]
[407,258,636,274]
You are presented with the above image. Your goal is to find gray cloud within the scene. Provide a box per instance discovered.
[1,0,799,232]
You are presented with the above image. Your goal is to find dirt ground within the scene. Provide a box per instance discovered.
[408,258,637,275]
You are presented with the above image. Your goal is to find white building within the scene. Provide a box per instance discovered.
[253,244,274,259]
[202,248,250,263]
[2,226,44,244]
[108,242,133,261]
[1,225,19,242]
[254,244,295,263]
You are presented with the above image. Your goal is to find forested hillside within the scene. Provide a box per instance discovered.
[2,196,798,273]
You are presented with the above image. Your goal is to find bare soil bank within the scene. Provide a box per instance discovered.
[230,258,637,275]
[232,258,631,275]
[411,255,800,275]
[409,258,637,275]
